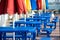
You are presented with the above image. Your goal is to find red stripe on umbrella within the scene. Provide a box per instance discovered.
[3,0,8,14]
[7,0,14,16]
[17,0,24,14]
[37,0,42,10]
[0,0,5,14]
[22,0,27,14]
[14,0,18,13]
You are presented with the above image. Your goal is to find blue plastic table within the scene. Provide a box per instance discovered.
[0,27,36,40]
[15,21,42,35]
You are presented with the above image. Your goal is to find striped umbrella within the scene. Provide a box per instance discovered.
[22,0,27,14]
[42,0,49,12]
[15,0,27,14]
[25,0,31,12]
[45,0,49,9]
[30,0,37,10]
[17,0,28,19]
[3,0,8,14]
[36,0,42,10]
[42,0,46,11]
[0,0,5,14]
[7,0,14,16]
[14,0,18,13]
[17,0,24,14]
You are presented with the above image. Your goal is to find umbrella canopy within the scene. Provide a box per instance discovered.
[42,0,46,10]
[30,0,37,10]
[25,0,31,12]
[3,0,8,14]
[0,0,49,15]
[16,0,27,14]
[16,0,24,14]
[36,0,42,10]
[45,0,49,9]
[0,0,6,15]
[14,0,18,13]
[7,0,14,16]
[22,0,27,14]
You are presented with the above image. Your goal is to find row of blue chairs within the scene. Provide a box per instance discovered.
[0,27,36,40]
[19,12,58,36]
[0,12,59,40]
[14,12,58,40]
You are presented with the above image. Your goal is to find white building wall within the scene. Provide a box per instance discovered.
[48,0,60,9]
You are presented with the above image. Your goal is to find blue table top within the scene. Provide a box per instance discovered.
[33,15,50,18]
[20,18,46,20]
[15,21,42,24]
[0,27,36,32]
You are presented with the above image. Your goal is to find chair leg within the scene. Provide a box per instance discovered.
[3,32,6,40]
[47,31,50,37]
[0,32,2,40]
[32,32,36,40]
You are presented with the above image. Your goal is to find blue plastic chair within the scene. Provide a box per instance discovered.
[42,16,58,37]
[40,37,51,40]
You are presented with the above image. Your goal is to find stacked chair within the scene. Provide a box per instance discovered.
[0,12,59,40]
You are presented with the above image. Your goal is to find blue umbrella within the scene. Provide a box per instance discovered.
[30,0,37,10]
[45,0,49,9]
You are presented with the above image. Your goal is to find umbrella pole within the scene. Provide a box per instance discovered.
[24,14,26,27]
[1,14,5,26]
[3,14,6,26]
[0,15,1,26]
[13,15,15,40]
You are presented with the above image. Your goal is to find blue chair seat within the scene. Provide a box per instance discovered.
[42,23,55,34]
[47,23,55,26]
[2,35,33,38]
[42,28,54,33]
[42,28,54,36]
[40,37,51,40]
[52,16,59,23]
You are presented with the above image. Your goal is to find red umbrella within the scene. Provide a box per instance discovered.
[14,0,18,14]
[0,0,5,15]
[22,0,27,14]
[3,0,8,14]
[15,0,27,14]
[17,0,24,14]
[36,0,42,10]
[7,0,14,16]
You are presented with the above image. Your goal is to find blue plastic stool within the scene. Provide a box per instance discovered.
[40,37,51,40]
